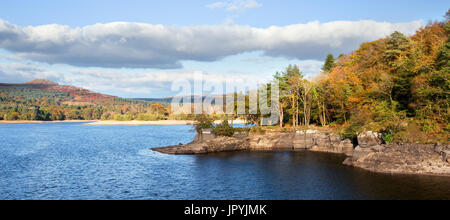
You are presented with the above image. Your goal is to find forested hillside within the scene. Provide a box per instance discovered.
[247,11,449,144]
[0,80,169,121]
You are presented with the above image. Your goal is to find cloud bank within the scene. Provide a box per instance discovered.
[0,62,270,97]
[0,19,423,69]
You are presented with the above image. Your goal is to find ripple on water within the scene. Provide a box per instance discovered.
[0,123,449,200]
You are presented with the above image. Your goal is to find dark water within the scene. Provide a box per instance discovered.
[0,123,449,200]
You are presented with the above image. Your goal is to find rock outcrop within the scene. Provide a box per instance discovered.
[247,130,353,155]
[357,131,383,148]
[153,129,354,155]
[152,130,450,176]
[310,139,354,155]
[344,143,450,176]
[434,144,450,163]
[153,135,250,154]
[342,132,450,176]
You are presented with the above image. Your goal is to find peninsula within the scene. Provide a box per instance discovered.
[153,129,450,176]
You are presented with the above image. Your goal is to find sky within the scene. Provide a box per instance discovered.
[0,0,448,98]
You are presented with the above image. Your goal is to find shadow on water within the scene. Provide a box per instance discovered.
[193,151,450,200]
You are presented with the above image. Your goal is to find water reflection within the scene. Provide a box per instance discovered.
[193,151,450,200]
[0,123,448,200]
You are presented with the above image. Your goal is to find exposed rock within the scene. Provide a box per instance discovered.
[155,130,353,154]
[329,134,342,144]
[152,130,450,176]
[310,139,354,155]
[248,133,276,150]
[349,146,373,161]
[434,144,450,163]
[434,144,447,153]
[442,150,450,163]
[314,133,331,148]
[273,133,295,149]
[197,129,216,142]
[357,131,383,148]
[293,132,315,149]
[371,145,385,152]
[233,131,249,139]
[345,143,450,176]
[339,139,355,155]
[153,135,249,154]
[248,132,285,150]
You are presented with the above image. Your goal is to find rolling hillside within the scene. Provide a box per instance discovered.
[0,79,168,121]
[0,79,115,105]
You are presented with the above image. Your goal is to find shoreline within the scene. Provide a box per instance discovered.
[152,131,450,177]
[0,120,95,124]
[85,120,246,125]
[86,120,195,125]
[0,119,246,125]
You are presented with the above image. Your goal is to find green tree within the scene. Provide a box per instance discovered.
[193,114,214,133]
[213,120,234,137]
[384,31,415,111]
[273,65,304,127]
[322,54,335,72]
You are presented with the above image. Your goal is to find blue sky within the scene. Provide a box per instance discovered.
[0,0,446,26]
[0,0,448,97]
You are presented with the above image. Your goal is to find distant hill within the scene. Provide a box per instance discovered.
[0,79,249,121]
[0,79,115,104]
[0,79,168,121]
[1,79,247,106]
[133,94,240,105]
[0,79,210,106]
[133,97,174,105]
[24,79,59,86]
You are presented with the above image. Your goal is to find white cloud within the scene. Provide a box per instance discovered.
[241,56,275,63]
[0,61,270,97]
[239,58,323,76]
[206,0,262,12]
[241,0,262,10]
[0,18,423,69]
[62,69,269,96]
[0,62,61,82]
[206,2,227,9]
[297,60,325,77]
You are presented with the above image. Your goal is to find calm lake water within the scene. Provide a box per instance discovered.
[0,122,449,200]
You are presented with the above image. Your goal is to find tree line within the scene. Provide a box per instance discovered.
[240,12,449,143]
[0,87,170,121]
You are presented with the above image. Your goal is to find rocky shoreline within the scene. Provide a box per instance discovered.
[152,130,450,176]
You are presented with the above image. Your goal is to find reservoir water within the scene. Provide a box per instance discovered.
[0,122,449,200]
